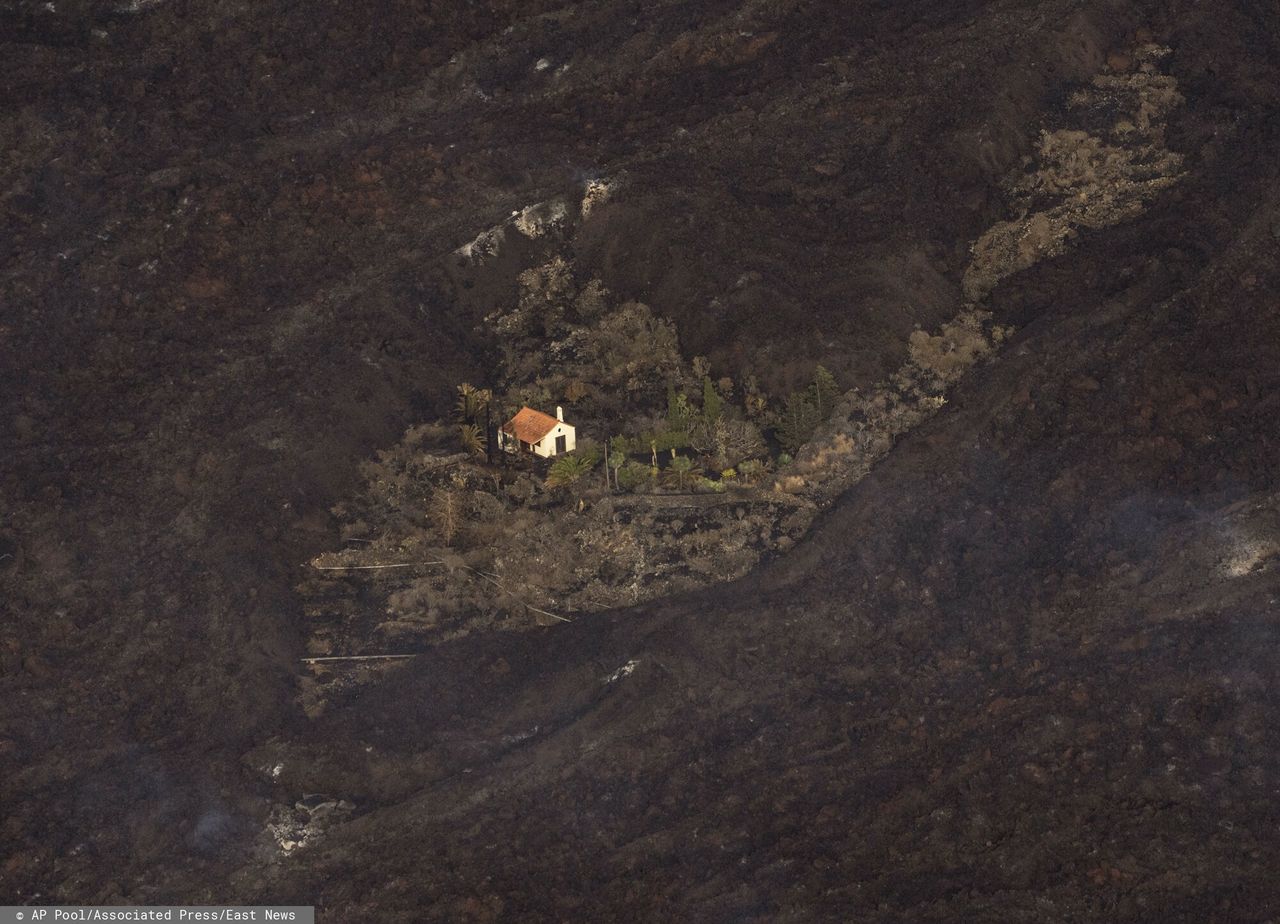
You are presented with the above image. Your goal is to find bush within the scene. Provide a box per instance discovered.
[712,417,765,469]
[651,429,690,454]
[737,458,768,484]
[574,440,604,466]
[616,461,651,491]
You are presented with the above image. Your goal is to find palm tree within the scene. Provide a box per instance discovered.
[608,435,631,491]
[455,383,491,423]
[458,422,487,456]
[669,455,694,490]
[455,384,494,460]
[545,453,596,489]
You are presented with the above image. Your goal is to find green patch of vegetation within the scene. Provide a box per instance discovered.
[454,383,492,456]
[667,455,696,490]
[772,365,838,454]
[469,252,854,491]
[616,460,652,491]
[451,260,848,503]
[545,453,597,489]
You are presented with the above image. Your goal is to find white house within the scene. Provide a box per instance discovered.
[498,406,576,458]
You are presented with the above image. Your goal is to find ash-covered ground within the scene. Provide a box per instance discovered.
[3,1,1280,920]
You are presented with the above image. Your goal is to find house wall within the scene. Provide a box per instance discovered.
[499,422,577,456]
[532,423,575,458]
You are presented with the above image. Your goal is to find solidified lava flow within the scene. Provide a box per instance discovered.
[3,2,1280,921]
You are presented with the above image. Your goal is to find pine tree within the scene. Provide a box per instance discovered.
[666,387,694,434]
[775,390,821,454]
[701,376,723,425]
[812,365,838,419]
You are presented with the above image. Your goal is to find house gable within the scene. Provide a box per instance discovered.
[500,407,575,456]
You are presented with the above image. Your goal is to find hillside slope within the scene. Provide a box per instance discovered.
[3,0,1279,919]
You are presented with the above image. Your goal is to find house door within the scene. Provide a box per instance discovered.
[555,434,567,454]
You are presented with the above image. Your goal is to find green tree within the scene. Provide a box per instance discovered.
[455,383,491,424]
[773,366,840,454]
[701,376,723,425]
[573,441,603,466]
[458,422,487,456]
[616,461,650,491]
[651,429,690,454]
[668,455,695,490]
[667,387,694,435]
[545,453,596,489]
[812,365,838,419]
[607,435,632,490]
[609,434,633,459]
[775,391,821,454]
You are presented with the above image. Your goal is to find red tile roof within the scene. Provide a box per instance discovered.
[501,407,561,444]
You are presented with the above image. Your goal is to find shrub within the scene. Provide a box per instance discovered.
[743,374,769,418]
[907,315,992,386]
[650,429,690,454]
[712,417,765,469]
[738,459,765,484]
[574,440,604,466]
[616,461,651,491]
